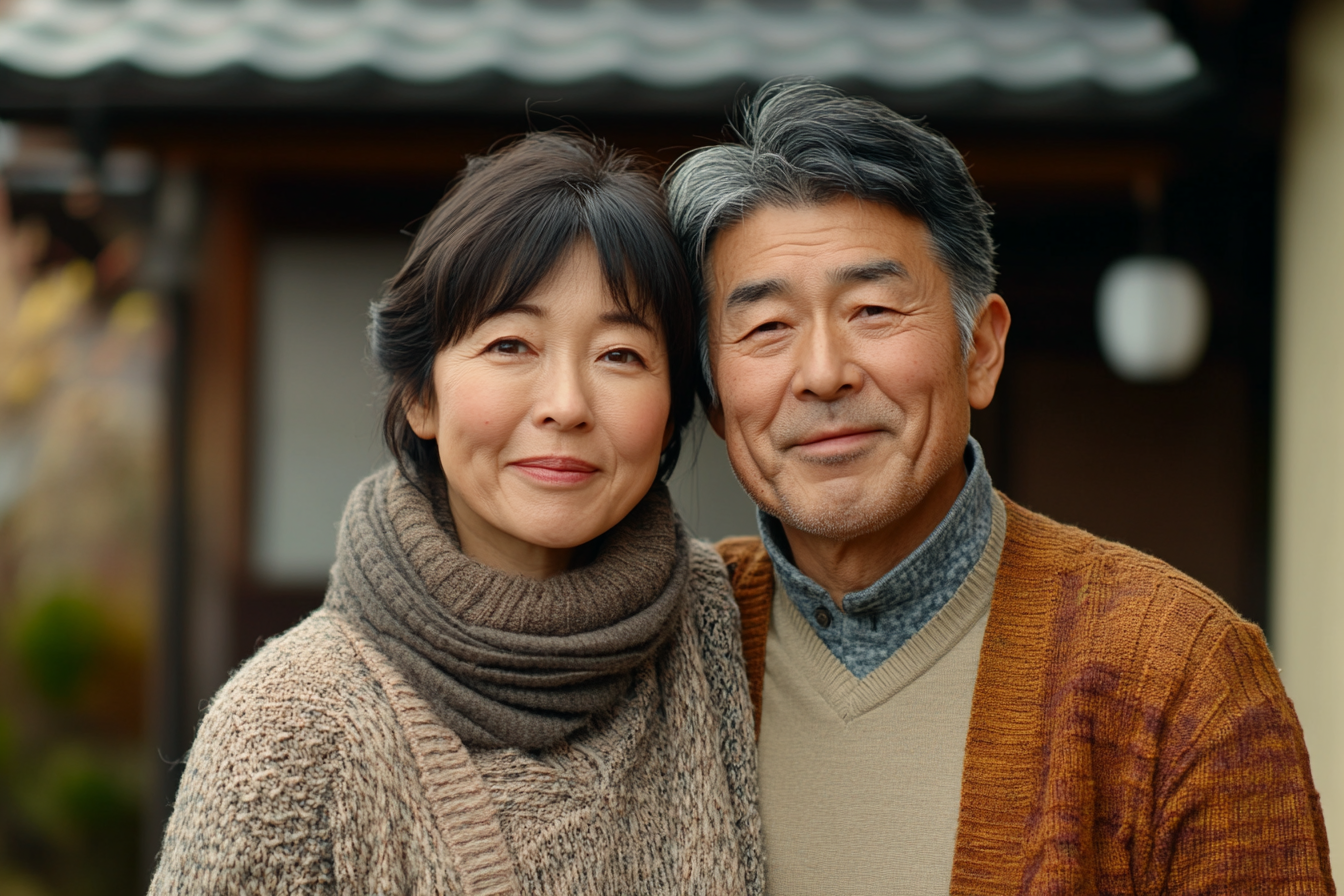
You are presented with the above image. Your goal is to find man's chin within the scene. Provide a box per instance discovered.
[772,494,912,543]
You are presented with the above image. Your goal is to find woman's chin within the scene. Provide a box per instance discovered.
[506,519,609,552]
[498,481,651,545]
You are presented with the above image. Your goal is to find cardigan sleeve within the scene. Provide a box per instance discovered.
[1152,620,1333,895]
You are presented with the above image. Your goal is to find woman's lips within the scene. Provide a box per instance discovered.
[509,456,599,484]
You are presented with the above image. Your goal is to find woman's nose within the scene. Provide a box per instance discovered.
[791,322,862,401]
[533,359,594,431]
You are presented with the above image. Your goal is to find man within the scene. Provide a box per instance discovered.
[665,80,1332,895]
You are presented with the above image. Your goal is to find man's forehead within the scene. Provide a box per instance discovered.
[706,196,934,303]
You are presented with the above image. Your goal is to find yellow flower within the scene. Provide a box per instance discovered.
[108,290,157,336]
[4,352,50,407]
[13,260,94,342]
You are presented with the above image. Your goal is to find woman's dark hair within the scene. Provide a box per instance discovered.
[371,130,697,483]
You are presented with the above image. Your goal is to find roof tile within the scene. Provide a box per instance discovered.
[0,0,1200,103]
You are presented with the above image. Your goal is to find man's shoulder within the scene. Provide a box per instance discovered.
[971,503,1329,895]
[712,536,775,625]
[714,536,769,574]
[995,492,1267,690]
[998,492,1244,623]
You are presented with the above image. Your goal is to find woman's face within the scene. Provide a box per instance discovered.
[406,240,673,578]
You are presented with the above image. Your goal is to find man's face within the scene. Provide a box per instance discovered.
[706,195,991,543]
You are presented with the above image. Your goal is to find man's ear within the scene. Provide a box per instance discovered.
[404,389,439,440]
[967,294,1011,410]
[708,402,726,440]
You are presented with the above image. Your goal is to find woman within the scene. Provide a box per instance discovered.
[149,132,762,895]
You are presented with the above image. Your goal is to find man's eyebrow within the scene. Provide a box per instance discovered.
[600,308,656,332]
[724,279,787,310]
[830,259,909,285]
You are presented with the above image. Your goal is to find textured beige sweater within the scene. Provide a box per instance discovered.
[758,493,1003,895]
[148,539,763,895]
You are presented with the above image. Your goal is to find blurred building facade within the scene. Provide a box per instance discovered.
[0,131,161,893]
[0,0,1326,890]
[1276,0,1344,857]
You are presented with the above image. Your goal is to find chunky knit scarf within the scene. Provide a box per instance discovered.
[324,466,689,750]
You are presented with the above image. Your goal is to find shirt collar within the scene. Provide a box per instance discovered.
[757,437,994,620]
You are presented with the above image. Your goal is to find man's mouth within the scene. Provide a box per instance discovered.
[787,429,884,462]
[794,428,881,449]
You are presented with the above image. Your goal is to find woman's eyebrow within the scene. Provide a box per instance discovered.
[491,302,547,319]
[601,309,656,332]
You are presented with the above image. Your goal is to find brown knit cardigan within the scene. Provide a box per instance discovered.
[717,494,1335,895]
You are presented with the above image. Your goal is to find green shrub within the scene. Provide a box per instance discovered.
[12,594,105,706]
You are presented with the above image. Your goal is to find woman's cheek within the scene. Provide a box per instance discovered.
[610,380,673,465]
[440,373,517,452]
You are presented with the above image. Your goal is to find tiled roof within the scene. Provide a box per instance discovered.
[0,0,1200,113]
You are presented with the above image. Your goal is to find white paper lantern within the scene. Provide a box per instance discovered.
[1095,255,1210,383]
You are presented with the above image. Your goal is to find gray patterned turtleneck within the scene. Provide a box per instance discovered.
[757,437,994,678]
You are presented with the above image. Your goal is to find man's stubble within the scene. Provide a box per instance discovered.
[724,398,961,543]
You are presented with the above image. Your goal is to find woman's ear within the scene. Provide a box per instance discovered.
[662,413,676,451]
[404,389,439,440]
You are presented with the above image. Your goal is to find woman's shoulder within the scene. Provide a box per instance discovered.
[685,537,738,618]
[209,609,374,718]
[682,538,751,680]
[172,610,368,785]
[152,611,429,894]
[190,610,412,783]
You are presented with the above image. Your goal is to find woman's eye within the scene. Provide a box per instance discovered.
[602,349,644,365]
[488,339,528,355]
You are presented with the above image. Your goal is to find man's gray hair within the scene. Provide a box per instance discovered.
[665,78,997,405]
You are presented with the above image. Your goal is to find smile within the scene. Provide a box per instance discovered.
[791,429,881,457]
[509,456,600,485]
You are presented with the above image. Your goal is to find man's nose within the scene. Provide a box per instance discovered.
[791,322,861,401]
[533,358,594,431]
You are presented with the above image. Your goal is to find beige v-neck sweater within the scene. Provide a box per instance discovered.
[757,493,1005,895]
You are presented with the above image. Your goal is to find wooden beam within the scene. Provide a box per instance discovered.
[130,124,518,176]
[958,141,1176,194]
[134,124,1180,196]
[122,120,724,177]
[183,171,254,713]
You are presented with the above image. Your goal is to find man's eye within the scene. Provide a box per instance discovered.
[488,339,527,354]
[858,305,890,317]
[752,321,784,334]
[603,349,643,365]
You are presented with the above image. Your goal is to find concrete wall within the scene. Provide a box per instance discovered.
[251,235,404,584]
[1274,0,1344,843]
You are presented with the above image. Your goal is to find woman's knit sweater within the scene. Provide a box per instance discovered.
[149,474,762,895]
